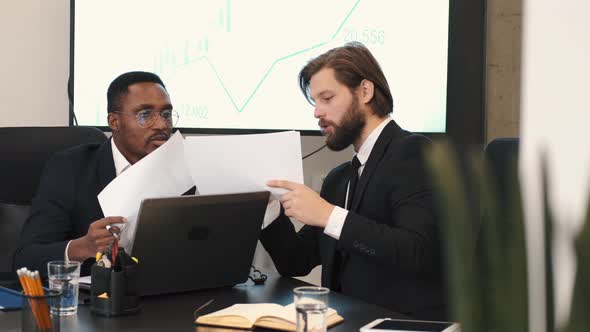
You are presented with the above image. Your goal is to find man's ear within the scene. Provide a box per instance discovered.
[359,79,375,105]
[107,113,119,132]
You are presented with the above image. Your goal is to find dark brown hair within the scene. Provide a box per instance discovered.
[298,42,393,116]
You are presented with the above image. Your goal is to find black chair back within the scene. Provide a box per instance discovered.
[484,138,520,210]
[0,126,108,281]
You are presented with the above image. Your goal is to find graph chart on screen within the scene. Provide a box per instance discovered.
[73,0,449,132]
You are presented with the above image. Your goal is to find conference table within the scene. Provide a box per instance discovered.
[1,274,405,331]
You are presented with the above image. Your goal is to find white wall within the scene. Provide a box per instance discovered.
[520,0,590,330]
[0,0,70,126]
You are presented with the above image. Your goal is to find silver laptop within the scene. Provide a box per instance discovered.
[131,191,270,296]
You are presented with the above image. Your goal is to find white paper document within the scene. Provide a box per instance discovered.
[97,131,194,252]
[184,131,303,198]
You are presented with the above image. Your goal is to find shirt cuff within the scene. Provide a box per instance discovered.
[64,240,72,262]
[262,200,281,229]
[323,206,348,240]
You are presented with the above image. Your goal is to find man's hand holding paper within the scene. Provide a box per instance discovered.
[267,180,334,227]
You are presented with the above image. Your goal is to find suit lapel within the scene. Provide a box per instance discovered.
[350,120,405,212]
[321,166,350,287]
[96,139,116,193]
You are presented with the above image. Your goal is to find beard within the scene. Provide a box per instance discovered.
[323,96,366,151]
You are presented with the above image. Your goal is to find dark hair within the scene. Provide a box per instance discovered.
[298,42,393,117]
[107,71,166,113]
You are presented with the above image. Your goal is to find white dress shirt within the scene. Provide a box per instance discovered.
[65,139,131,261]
[323,116,392,240]
[110,139,132,177]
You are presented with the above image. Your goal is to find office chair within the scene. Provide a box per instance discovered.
[484,138,520,211]
[0,126,108,284]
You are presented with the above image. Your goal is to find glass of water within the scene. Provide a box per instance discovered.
[47,261,80,316]
[294,286,329,332]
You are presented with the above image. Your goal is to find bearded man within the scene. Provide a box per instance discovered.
[261,42,448,321]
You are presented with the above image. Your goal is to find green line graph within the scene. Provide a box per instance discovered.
[156,0,362,114]
[218,0,231,32]
[331,0,361,40]
[226,0,231,33]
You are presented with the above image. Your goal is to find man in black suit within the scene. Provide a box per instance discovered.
[261,42,447,320]
[14,71,178,277]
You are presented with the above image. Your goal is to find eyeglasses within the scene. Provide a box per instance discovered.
[113,109,179,128]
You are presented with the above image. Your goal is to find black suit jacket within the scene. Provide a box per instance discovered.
[260,120,447,320]
[14,140,116,277]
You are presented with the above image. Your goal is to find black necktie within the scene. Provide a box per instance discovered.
[332,156,362,291]
[347,156,362,210]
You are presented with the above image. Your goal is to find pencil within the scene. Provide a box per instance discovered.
[32,270,52,330]
[17,268,43,330]
[27,270,49,331]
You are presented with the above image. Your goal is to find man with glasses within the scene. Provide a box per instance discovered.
[15,71,180,277]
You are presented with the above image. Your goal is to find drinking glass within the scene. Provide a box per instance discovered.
[47,261,80,316]
[294,286,329,332]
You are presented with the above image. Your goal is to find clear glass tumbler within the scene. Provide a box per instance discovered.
[294,286,330,332]
[47,261,80,316]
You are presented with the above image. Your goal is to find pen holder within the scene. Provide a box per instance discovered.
[21,290,63,332]
[90,250,140,316]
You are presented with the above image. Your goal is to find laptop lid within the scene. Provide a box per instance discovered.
[131,191,270,296]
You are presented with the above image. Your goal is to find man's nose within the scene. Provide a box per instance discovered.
[313,106,323,119]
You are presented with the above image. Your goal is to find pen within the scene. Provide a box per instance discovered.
[106,225,119,239]
[192,298,214,320]
[98,224,119,266]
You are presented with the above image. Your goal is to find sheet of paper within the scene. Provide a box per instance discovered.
[79,276,91,285]
[203,303,285,323]
[184,131,303,199]
[98,131,194,252]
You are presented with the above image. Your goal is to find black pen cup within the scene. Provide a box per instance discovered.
[90,258,140,316]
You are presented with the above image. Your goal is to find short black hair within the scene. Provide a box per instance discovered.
[106,71,166,113]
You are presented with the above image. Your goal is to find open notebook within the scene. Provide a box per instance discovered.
[195,303,344,331]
